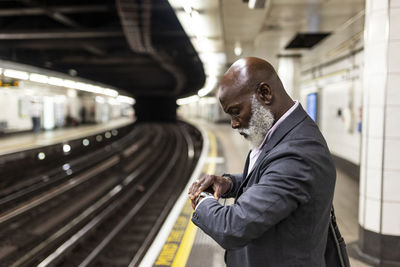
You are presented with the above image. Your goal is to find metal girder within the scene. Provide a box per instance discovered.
[0,30,124,39]
[58,56,153,65]
[116,0,186,96]
[0,5,110,16]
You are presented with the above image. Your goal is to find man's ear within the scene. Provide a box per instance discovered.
[256,82,272,105]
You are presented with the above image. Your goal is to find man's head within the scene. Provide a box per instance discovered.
[218,57,294,148]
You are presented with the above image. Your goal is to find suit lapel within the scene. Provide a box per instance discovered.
[235,104,308,201]
[261,104,307,155]
[234,151,251,202]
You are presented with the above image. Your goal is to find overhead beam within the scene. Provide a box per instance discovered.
[0,39,126,49]
[0,5,111,16]
[0,30,124,40]
[57,56,154,65]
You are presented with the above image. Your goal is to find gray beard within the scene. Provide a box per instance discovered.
[238,95,275,149]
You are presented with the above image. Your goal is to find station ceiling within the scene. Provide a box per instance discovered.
[0,0,205,98]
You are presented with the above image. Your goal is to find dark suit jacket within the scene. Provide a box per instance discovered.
[192,104,336,267]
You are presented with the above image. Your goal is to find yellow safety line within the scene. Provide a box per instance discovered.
[170,206,198,267]
[170,130,217,267]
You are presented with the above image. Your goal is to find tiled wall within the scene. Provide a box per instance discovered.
[360,0,400,236]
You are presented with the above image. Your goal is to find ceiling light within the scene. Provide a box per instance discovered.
[177,95,199,105]
[234,42,243,56]
[248,0,266,9]
[82,139,90,146]
[4,69,29,80]
[117,95,135,105]
[96,96,105,103]
[198,76,218,97]
[103,88,118,97]
[63,80,77,88]
[181,0,192,14]
[48,77,64,86]
[29,73,49,83]
[67,89,77,98]
[63,144,71,153]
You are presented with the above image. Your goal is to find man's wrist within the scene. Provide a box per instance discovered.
[221,174,233,198]
[195,191,213,206]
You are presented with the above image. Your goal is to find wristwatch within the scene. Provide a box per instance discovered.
[195,191,213,206]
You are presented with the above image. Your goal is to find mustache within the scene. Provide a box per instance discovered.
[238,128,250,137]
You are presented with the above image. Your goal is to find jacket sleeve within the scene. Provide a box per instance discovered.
[192,153,312,250]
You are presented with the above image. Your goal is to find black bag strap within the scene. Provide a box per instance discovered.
[329,206,351,267]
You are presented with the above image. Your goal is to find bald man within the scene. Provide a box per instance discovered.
[189,57,336,267]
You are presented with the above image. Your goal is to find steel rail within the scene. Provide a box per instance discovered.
[128,123,196,266]
[8,124,168,267]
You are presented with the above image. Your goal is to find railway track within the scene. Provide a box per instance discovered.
[0,122,202,267]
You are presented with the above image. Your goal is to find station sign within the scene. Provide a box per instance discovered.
[0,80,19,87]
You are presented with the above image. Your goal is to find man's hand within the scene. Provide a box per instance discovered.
[188,175,232,209]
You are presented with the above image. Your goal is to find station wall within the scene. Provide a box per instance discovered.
[0,81,133,134]
[300,47,364,166]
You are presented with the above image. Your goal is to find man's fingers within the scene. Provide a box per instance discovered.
[188,177,206,199]
[213,187,221,200]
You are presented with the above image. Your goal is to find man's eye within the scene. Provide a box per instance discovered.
[231,109,240,116]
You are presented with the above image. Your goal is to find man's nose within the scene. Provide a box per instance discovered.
[231,119,240,129]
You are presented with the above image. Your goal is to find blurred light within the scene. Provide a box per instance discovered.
[48,77,64,86]
[4,69,29,80]
[29,73,49,83]
[248,0,266,9]
[63,144,71,153]
[76,82,102,94]
[234,42,243,56]
[25,89,35,96]
[198,76,218,97]
[200,97,218,104]
[38,152,46,160]
[103,88,118,97]
[111,130,118,136]
[75,82,89,91]
[96,135,103,142]
[108,98,119,105]
[96,96,105,103]
[199,52,226,77]
[117,95,135,105]
[67,89,77,98]
[66,169,73,175]
[105,132,112,139]
[181,0,192,14]
[62,163,71,170]
[68,69,77,76]
[177,95,199,105]
[82,139,90,146]
[91,85,103,94]
[0,68,2,75]
[63,80,77,88]
[54,95,67,103]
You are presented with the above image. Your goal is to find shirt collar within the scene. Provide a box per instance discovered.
[257,100,299,150]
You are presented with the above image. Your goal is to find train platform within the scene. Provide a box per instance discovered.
[0,117,134,156]
[140,119,372,267]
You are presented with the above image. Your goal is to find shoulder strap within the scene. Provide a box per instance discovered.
[329,206,351,267]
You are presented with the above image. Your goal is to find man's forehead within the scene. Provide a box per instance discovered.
[218,86,248,109]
